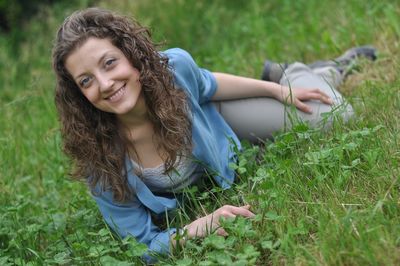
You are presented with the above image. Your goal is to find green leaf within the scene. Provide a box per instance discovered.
[203,235,227,249]
[343,142,358,151]
[53,251,71,264]
[229,162,238,170]
[100,255,133,266]
[175,258,193,266]
[216,253,232,265]
[199,261,213,266]
[0,256,12,266]
[239,244,260,259]
[123,236,148,257]
[51,213,66,231]
[266,211,282,221]
[261,240,273,250]
[238,167,247,174]
[98,228,110,237]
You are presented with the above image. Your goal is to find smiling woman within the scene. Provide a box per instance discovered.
[65,38,144,116]
[51,7,375,264]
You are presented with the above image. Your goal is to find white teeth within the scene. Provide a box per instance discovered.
[108,86,125,102]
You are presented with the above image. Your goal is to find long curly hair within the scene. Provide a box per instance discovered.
[52,8,192,202]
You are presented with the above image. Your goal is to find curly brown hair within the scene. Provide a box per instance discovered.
[52,8,192,202]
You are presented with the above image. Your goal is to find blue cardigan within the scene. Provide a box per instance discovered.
[91,48,241,261]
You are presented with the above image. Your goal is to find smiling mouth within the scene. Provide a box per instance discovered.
[107,85,126,102]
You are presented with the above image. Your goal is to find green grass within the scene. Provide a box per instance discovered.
[1,0,399,265]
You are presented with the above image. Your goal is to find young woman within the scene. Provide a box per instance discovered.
[52,7,375,262]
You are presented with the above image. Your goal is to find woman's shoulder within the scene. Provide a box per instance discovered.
[161,48,197,72]
[161,47,216,102]
[162,47,192,60]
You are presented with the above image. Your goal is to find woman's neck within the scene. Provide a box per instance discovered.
[117,91,150,134]
[116,92,165,166]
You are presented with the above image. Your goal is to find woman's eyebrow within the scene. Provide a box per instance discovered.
[97,51,112,65]
[74,50,113,80]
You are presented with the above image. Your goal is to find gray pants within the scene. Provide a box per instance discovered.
[213,63,354,142]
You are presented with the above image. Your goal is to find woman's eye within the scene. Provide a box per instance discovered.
[105,58,116,67]
[80,77,91,87]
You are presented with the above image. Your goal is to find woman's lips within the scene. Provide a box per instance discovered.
[108,85,126,102]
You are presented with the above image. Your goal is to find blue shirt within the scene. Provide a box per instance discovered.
[91,48,241,261]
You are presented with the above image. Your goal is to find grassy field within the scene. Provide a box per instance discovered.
[0,0,399,265]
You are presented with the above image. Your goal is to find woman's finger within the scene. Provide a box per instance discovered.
[322,96,334,105]
[295,99,312,113]
[300,92,333,105]
[230,206,256,218]
[310,89,333,104]
[294,88,332,102]
[216,227,228,237]
[306,88,328,97]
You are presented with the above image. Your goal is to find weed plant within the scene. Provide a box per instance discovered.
[0,0,399,265]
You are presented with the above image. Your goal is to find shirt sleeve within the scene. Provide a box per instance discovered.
[91,188,176,263]
[165,48,217,104]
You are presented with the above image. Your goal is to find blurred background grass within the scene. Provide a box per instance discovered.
[0,0,399,265]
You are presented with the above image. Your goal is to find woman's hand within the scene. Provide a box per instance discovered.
[274,86,334,114]
[184,205,255,238]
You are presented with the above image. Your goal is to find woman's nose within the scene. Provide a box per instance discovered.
[97,74,114,93]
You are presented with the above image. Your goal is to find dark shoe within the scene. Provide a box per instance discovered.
[308,45,377,75]
[261,60,288,83]
[335,45,377,64]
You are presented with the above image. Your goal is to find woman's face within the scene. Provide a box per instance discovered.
[65,37,143,116]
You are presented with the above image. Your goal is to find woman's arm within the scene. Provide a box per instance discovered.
[211,72,333,114]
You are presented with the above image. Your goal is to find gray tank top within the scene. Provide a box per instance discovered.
[131,155,204,193]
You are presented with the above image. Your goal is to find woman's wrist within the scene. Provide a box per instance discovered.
[263,80,284,100]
